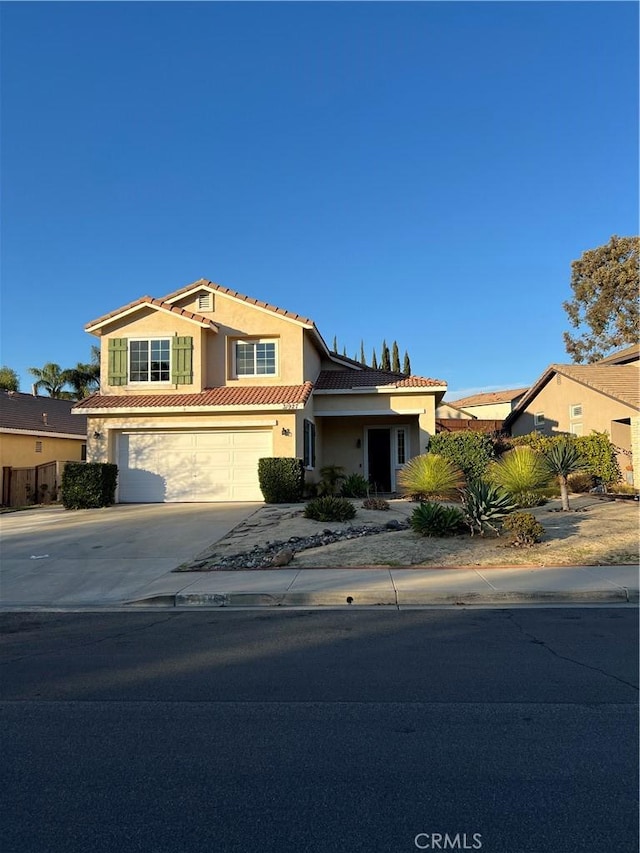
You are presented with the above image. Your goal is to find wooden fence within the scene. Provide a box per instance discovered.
[1,460,73,507]
[435,419,507,435]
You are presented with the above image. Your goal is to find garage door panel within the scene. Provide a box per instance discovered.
[118,430,271,502]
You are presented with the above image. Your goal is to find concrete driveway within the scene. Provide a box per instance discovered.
[0,503,260,607]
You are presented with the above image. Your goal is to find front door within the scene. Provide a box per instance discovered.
[367,428,391,492]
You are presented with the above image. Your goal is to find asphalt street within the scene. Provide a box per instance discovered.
[1,608,638,853]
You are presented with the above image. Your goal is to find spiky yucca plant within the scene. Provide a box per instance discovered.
[543,439,586,511]
[397,454,465,501]
[488,446,551,505]
[461,481,518,536]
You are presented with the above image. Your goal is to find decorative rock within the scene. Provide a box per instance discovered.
[271,548,294,567]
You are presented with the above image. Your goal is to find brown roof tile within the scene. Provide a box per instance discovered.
[85,296,219,331]
[450,387,529,407]
[314,370,446,390]
[162,279,315,326]
[73,383,314,410]
[550,363,639,409]
[1,391,87,435]
[595,344,640,365]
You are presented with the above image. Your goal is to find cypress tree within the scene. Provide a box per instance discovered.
[371,348,378,369]
[359,340,366,365]
[342,345,347,357]
[391,341,400,373]
[332,335,338,353]
[380,340,391,371]
[403,351,411,376]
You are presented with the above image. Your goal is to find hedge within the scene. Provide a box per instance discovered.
[258,457,304,503]
[428,432,496,482]
[509,431,621,486]
[61,463,118,509]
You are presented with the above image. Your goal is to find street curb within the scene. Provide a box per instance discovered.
[134,588,640,608]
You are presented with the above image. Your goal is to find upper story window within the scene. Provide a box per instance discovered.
[130,339,171,383]
[234,340,277,377]
[570,404,583,419]
[534,412,545,427]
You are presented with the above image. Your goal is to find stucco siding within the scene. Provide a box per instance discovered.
[1,433,86,502]
[510,375,637,439]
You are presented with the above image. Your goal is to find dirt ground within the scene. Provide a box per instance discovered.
[200,495,639,569]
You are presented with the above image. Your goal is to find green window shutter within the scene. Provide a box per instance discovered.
[171,336,193,385]
[107,338,128,386]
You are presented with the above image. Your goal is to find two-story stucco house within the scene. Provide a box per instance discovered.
[74,279,447,502]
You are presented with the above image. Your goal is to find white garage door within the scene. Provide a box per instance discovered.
[117,430,272,502]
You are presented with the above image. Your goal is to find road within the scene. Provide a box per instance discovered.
[1,608,637,853]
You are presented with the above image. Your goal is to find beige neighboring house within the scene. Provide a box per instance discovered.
[1,391,87,504]
[73,279,447,502]
[448,387,529,420]
[435,402,476,420]
[503,344,640,485]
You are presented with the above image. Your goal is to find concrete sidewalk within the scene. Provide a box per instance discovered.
[122,563,639,608]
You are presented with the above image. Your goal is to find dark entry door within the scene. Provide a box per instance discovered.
[367,429,391,492]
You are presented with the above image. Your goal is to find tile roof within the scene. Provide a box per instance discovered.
[504,363,639,428]
[595,344,640,365]
[85,296,219,331]
[1,391,87,435]
[73,383,314,410]
[162,279,315,326]
[314,370,446,390]
[450,387,529,407]
[551,364,639,409]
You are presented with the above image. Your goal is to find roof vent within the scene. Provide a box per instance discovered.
[42,413,48,425]
[198,293,213,311]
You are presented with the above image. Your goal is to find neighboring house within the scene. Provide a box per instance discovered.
[503,345,640,485]
[449,387,529,420]
[74,279,447,502]
[435,402,476,421]
[1,391,87,504]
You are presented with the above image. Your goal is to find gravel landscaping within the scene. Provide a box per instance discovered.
[175,495,639,571]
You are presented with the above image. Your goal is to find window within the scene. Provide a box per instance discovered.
[396,428,406,465]
[304,419,316,468]
[570,423,584,436]
[129,339,170,383]
[35,441,43,453]
[81,444,87,461]
[534,412,545,427]
[235,340,277,376]
[570,404,583,419]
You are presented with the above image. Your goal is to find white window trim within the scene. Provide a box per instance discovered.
[570,423,584,436]
[303,419,316,470]
[232,338,279,379]
[570,404,583,419]
[128,337,173,386]
[534,412,545,427]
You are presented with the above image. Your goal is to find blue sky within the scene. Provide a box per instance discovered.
[1,1,638,400]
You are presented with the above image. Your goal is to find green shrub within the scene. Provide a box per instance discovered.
[429,432,496,481]
[574,432,621,486]
[410,502,465,537]
[304,496,357,522]
[362,497,389,510]
[488,446,551,496]
[502,512,545,546]
[461,481,518,536]
[258,458,304,503]
[61,463,118,509]
[341,473,370,498]
[397,453,465,501]
[513,490,548,508]
[317,464,346,496]
[567,471,596,493]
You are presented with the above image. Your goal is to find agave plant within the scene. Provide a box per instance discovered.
[461,481,518,536]
[543,439,586,511]
[397,454,465,501]
[488,446,551,505]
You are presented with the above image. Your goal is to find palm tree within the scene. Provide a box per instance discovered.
[543,439,586,511]
[27,363,73,398]
[66,349,100,399]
